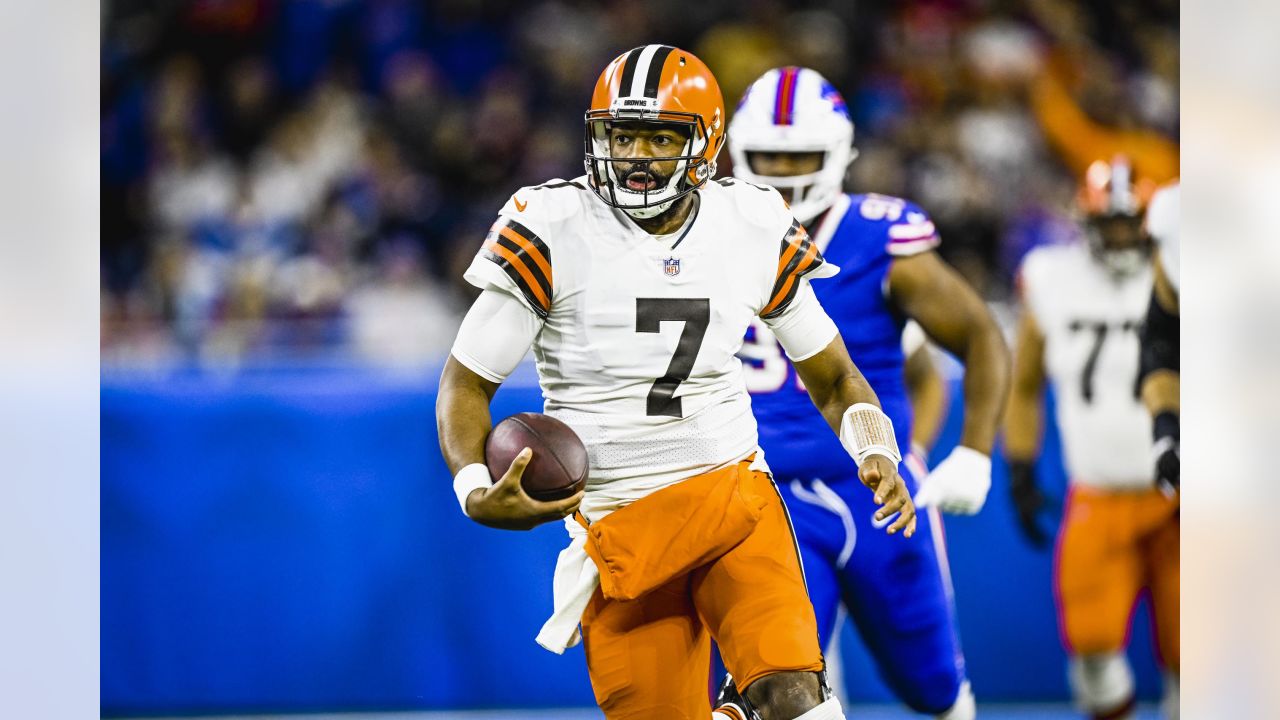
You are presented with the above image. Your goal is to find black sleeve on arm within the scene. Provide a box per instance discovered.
[1139,288,1180,381]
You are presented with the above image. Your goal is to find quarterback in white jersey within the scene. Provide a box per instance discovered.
[1005,158,1179,720]
[460,173,837,502]
[436,46,915,720]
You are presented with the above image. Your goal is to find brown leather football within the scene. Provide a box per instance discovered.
[485,412,588,501]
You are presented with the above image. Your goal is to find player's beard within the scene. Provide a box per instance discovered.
[612,160,674,195]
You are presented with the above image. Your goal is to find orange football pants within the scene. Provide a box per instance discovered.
[579,459,824,719]
[1054,484,1180,668]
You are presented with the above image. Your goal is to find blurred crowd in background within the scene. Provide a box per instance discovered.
[101,0,1178,367]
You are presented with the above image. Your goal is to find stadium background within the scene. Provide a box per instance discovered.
[100,0,1178,716]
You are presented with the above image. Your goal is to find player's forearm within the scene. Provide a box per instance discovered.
[1003,312,1046,463]
[1139,269,1179,417]
[906,352,948,450]
[821,370,883,434]
[1002,389,1042,463]
[955,319,1011,455]
[799,361,886,443]
[794,341,884,437]
[1142,371,1180,417]
[436,357,499,475]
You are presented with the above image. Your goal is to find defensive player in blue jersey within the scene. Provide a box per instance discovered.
[720,67,1011,719]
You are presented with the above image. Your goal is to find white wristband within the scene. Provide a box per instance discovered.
[453,463,494,517]
[839,403,902,466]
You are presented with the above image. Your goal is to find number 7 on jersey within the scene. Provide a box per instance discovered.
[636,298,711,418]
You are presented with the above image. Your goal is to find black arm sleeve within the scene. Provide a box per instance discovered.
[1139,289,1180,381]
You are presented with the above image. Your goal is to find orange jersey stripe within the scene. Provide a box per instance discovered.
[762,241,820,317]
[486,242,551,311]
[774,224,811,274]
[775,236,801,276]
[498,225,552,284]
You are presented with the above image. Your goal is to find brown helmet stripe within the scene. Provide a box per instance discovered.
[617,47,641,97]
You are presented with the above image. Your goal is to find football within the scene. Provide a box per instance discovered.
[485,412,589,501]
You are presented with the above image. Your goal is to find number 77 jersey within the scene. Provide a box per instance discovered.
[462,175,836,498]
[1019,242,1154,490]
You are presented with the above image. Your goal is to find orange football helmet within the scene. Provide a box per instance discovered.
[585,45,726,218]
[1078,156,1156,276]
[1078,155,1157,217]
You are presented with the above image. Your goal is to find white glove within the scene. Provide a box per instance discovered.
[914,446,992,515]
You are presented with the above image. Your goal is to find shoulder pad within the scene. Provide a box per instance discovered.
[848,194,939,257]
[1018,243,1078,294]
[499,178,590,225]
[715,177,792,230]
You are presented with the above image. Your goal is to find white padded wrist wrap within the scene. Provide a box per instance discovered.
[839,403,901,466]
[453,463,494,517]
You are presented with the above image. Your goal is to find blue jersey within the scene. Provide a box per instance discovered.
[743,192,939,481]
[739,192,967,713]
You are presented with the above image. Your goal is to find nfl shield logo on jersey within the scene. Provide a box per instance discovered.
[663,257,681,276]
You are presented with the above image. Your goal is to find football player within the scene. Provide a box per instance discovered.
[1004,158,1179,720]
[437,46,916,720]
[727,66,1010,719]
[1140,181,1180,495]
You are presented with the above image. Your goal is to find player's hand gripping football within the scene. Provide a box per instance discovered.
[860,455,917,537]
[465,449,584,531]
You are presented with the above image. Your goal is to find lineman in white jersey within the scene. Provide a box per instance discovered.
[1004,158,1179,720]
[437,46,916,720]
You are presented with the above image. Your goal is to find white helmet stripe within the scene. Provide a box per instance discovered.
[628,44,662,98]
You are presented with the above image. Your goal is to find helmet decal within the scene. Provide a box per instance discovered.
[819,81,851,119]
[773,66,801,126]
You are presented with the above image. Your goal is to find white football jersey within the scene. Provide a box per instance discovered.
[1020,243,1154,490]
[464,175,837,502]
[1145,182,1180,293]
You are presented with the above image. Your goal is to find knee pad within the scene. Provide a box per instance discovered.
[1162,671,1179,720]
[935,680,976,720]
[1069,653,1135,714]
[716,671,840,720]
[792,697,844,720]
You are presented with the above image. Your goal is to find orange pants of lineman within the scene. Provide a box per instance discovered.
[578,457,824,719]
[1055,484,1180,668]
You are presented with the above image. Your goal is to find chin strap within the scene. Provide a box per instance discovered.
[621,197,677,219]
